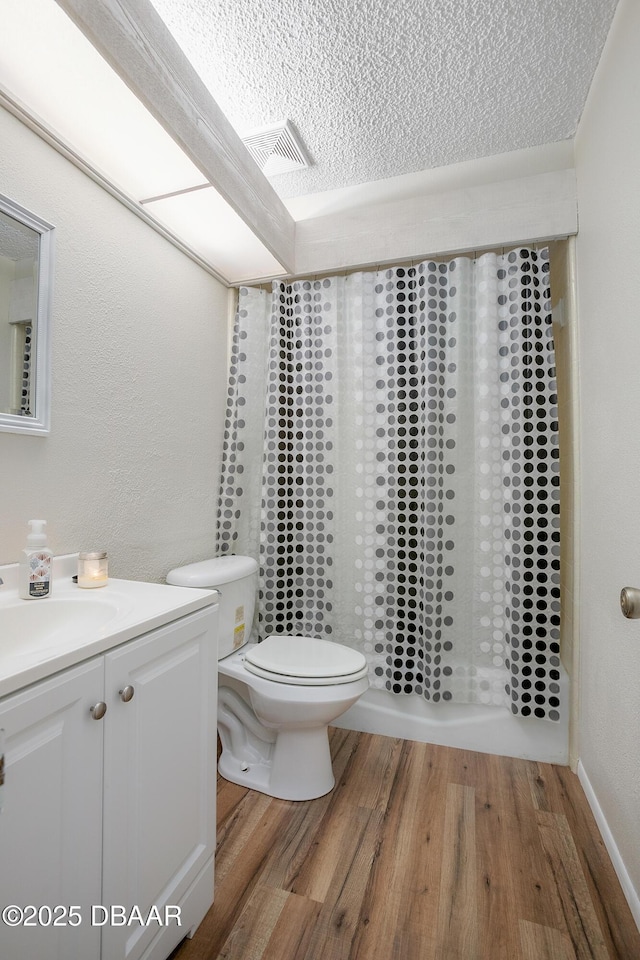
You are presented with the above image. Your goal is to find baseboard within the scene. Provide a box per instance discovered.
[577,759,640,931]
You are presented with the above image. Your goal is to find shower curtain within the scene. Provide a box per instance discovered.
[218,249,561,721]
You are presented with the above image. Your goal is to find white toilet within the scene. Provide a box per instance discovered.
[166,556,369,801]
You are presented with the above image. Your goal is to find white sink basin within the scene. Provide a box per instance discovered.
[0,596,124,658]
[0,554,219,698]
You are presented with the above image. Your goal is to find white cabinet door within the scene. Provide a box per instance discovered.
[0,658,104,960]
[101,608,217,960]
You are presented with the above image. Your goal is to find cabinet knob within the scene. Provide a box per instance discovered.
[119,685,135,703]
[90,701,107,720]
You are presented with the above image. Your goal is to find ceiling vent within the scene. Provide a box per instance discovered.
[241,120,311,176]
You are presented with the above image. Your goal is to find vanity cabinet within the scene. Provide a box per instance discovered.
[0,606,217,960]
[0,657,104,960]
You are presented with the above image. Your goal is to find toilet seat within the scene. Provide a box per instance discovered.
[242,635,369,686]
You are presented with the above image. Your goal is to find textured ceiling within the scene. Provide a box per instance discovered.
[149,0,618,199]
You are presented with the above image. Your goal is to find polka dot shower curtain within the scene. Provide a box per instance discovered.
[218,248,561,721]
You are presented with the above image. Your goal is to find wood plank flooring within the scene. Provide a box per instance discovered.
[170,729,640,960]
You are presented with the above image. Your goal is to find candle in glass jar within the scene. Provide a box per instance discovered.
[78,551,108,588]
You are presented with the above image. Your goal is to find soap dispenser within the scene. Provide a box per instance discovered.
[19,519,53,599]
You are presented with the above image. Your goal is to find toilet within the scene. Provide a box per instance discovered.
[166,556,369,801]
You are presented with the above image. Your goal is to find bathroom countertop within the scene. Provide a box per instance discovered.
[0,554,218,698]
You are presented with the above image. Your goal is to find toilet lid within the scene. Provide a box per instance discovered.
[243,636,368,686]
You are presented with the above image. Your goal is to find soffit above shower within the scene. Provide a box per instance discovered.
[149,0,619,199]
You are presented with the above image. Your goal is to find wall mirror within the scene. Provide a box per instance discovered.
[0,194,54,435]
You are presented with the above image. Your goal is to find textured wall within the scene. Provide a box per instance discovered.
[0,106,230,581]
[574,0,640,903]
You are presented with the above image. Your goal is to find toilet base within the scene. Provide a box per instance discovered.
[216,655,368,802]
[218,725,335,801]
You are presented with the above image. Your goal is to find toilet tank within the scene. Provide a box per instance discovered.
[166,556,258,660]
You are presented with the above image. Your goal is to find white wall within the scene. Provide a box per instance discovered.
[0,105,230,581]
[574,0,640,911]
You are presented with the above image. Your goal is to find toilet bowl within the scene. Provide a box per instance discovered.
[166,556,369,801]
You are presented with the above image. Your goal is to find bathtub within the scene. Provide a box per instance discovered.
[333,663,569,765]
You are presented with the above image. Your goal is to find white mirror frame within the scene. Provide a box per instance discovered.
[0,193,55,435]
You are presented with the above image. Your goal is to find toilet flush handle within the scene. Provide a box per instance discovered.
[620,587,640,618]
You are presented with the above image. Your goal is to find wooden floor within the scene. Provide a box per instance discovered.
[171,728,640,960]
